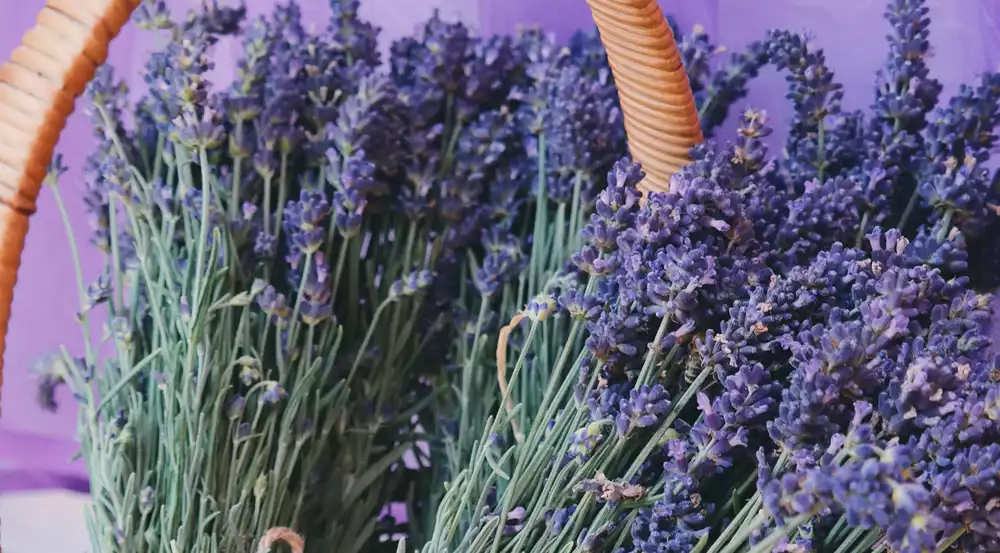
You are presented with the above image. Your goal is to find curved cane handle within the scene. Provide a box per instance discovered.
[0,0,138,389]
[585,0,703,192]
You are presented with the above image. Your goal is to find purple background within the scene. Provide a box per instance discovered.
[1,0,997,492]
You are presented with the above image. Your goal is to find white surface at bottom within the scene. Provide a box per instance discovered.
[0,491,90,552]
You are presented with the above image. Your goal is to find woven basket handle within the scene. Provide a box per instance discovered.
[585,0,703,190]
[0,0,700,389]
[0,0,137,387]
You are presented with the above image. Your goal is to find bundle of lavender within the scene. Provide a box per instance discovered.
[409,21,765,541]
[32,0,554,550]
[422,1,1000,552]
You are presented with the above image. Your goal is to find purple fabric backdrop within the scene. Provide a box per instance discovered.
[1,0,997,491]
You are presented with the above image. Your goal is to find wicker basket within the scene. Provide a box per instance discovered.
[0,0,701,391]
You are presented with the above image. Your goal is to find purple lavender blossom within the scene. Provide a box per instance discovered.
[459,35,523,120]
[929,444,1000,550]
[256,285,291,324]
[688,363,779,477]
[260,382,286,405]
[542,65,624,203]
[31,353,66,413]
[918,155,995,235]
[872,0,942,134]
[332,188,368,237]
[299,251,334,326]
[573,158,643,267]
[616,385,671,437]
[642,245,717,324]
[326,0,381,68]
[283,189,330,254]
[629,475,711,553]
[921,73,1000,167]
[134,0,172,30]
[764,407,944,553]
[389,270,436,299]
[776,177,865,270]
[764,30,844,182]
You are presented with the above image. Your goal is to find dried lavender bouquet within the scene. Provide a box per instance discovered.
[32,1,494,551]
[406,20,767,542]
[421,1,1000,552]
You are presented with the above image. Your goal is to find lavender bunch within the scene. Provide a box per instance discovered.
[418,15,814,548]
[430,14,770,487]
[420,2,1000,551]
[404,23,631,540]
[34,2,484,552]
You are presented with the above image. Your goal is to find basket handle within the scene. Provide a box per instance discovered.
[0,0,702,389]
[0,0,138,388]
[585,0,703,189]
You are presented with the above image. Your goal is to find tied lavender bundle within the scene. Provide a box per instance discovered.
[393,17,763,543]
[410,14,778,545]
[26,0,527,551]
[422,1,1000,553]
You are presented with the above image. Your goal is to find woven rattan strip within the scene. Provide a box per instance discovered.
[0,0,139,391]
[585,0,703,193]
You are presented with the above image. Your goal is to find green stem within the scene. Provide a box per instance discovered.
[817,118,827,183]
[107,199,124,315]
[459,301,491,443]
[824,516,849,547]
[898,183,921,231]
[286,252,314,369]
[936,208,954,241]
[830,527,869,553]
[94,348,163,416]
[346,298,394,385]
[263,174,273,237]
[636,316,671,386]
[706,493,760,553]
[529,133,548,294]
[390,220,418,341]
[440,93,456,173]
[273,151,290,247]
[550,203,566,270]
[738,513,814,553]
[50,183,99,371]
[568,173,584,253]
[689,533,710,553]
[624,366,711,480]
[855,210,871,248]
[193,147,213,312]
[228,120,245,222]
